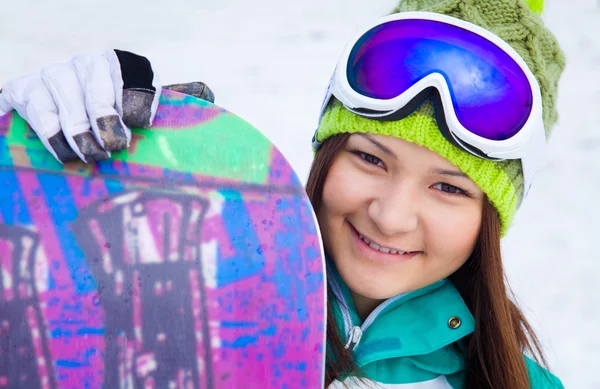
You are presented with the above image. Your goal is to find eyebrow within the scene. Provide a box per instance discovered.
[429,168,470,178]
[356,134,398,159]
[354,134,469,179]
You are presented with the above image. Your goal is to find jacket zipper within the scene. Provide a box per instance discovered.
[327,267,356,344]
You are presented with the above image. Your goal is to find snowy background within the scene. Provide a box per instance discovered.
[1,0,598,386]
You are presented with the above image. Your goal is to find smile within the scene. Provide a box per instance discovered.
[348,222,421,262]
[357,233,408,255]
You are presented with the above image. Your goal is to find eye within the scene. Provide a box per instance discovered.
[432,183,470,197]
[351,150,385,168]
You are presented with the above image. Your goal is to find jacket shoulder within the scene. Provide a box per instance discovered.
[525,356,564,389]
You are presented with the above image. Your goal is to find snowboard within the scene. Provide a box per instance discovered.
[0,89,326,389]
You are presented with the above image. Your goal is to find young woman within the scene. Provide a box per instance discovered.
[0,0,566,387]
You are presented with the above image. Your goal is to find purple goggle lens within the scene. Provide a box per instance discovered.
[347,19,533,141]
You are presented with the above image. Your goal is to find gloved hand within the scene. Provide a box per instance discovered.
[0,49,215,164]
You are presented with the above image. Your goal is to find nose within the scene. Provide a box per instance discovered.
[368,181,419,236]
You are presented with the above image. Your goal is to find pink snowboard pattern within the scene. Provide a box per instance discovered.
[0,90,325,389]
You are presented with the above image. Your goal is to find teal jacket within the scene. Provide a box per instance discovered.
[326,262,563,388]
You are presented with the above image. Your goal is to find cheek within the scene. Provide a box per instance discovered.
[317,163,348,251]
[320,161,366,219]
[318,159,374,254]
[424,203,482,263]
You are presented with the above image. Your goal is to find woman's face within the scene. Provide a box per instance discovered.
[318,134,484,318]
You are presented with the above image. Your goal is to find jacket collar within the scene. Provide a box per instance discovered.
[327,257,475,370]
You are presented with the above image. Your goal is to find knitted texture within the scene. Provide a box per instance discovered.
[315,0,565,235]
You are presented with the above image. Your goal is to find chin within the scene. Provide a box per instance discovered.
[344,271,412,300]
[358,288,400,301]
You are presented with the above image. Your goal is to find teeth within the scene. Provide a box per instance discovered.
[359,234,405,254]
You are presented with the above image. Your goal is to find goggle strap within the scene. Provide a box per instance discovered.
[351,88,434,120]
[521,126,546,199]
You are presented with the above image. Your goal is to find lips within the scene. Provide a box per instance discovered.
[348,222,421,261]
[357,233,409,255]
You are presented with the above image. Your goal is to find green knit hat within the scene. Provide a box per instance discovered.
[315,0,565,236]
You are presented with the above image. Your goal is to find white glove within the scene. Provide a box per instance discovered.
[0,49,161,163]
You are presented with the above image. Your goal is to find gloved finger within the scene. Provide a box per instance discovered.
[41,63,109,163]
[0,74,78,163]
[0,88,10,116]
[71,54,130,152]
[103,49,162,129]
[163,82,215,103]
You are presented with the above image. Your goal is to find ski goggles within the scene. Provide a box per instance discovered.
[313,12,546,195]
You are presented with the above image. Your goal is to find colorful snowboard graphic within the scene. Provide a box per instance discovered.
[0,90,326,389]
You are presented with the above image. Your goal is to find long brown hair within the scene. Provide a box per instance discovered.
[306,134,549,389]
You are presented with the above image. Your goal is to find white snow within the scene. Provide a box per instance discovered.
[1,0,598,386]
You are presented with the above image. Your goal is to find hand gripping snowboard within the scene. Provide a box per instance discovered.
[0,89,326,389]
